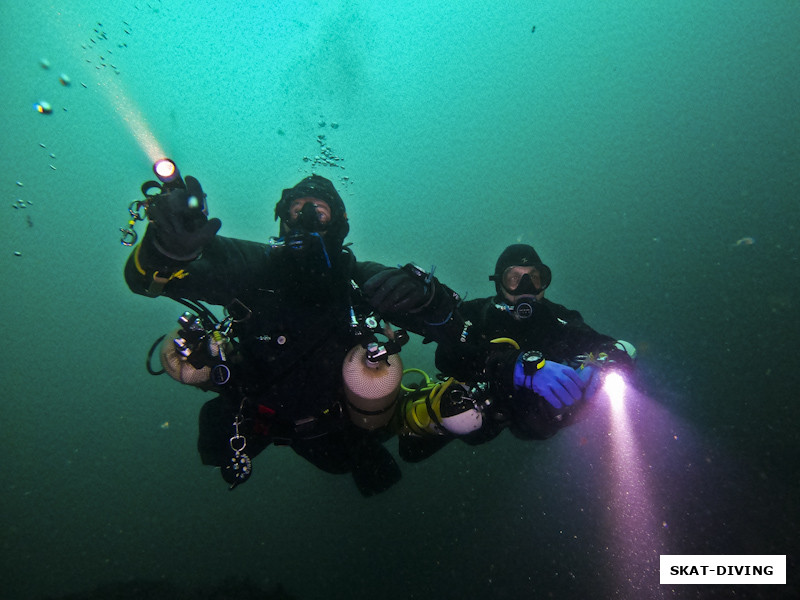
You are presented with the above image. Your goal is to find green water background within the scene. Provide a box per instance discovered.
[1,1,798,598]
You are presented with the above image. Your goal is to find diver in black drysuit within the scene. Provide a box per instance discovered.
[400,243,634,462]
[125,173,462,496]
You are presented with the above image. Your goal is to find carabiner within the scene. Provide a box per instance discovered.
[128,199,148,221]
[230,434,247,453]
[120,226,138,246]
[119,200,149,246]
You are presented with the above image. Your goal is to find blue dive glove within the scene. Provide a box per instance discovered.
[513,351,584,409]
[576,364,602,400]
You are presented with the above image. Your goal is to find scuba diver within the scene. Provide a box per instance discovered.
[123,162,463,496]
[396,243,636,462]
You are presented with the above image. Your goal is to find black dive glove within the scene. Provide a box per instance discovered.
[364,267,431,314]
[363,264,463,339]
[147,176,221,261]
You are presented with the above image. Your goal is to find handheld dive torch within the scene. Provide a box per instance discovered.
[119,158,186,246]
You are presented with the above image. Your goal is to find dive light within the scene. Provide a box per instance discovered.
[119,158,186,246]
[152,158,185,191]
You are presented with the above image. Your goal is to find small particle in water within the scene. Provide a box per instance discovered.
[39,142,47,148]
[80,82,87,88]
[40,57,51,69]
[34,100,52,114]
[49,164,57,170]
[734,236,755,246]
[330,122,339,129]
[14,251,22,257]
[49,153,56,159]
[59,73,71,86]
[16,181,24,187]
[160,421,170,429]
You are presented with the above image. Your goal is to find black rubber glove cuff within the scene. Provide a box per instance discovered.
[484,347,521,399]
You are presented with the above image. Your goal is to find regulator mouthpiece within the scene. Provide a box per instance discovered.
[513,297,536,319]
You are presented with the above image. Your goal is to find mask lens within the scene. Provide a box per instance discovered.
[289,198,331,228]
[502,267,541,292]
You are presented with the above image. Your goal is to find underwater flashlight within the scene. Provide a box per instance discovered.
[603,371,627,410]
[153,158,180,183]
[151,158,186,192]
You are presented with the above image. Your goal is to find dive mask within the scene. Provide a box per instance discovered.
[291,200,331,233]
[491,266,551,296]
[506,271,543,296]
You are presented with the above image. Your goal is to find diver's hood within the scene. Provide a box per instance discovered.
[274,175,349,251]
[490,243,551,296]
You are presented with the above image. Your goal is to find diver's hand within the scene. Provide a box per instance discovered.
[148,176,221,261]
[576,365,602,400]
[513,355,584,409]
[363,268,431,314]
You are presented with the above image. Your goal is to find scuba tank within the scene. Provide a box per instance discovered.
[158,310,235,390]
[342,341,404,430]
[399,375,486,437]
[160,328,213,386]
[341,288,410,430]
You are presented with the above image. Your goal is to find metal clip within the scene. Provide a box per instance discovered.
[119,200,149,246]
[229,413,247,453]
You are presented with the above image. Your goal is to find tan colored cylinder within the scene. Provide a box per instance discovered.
[342,345,403,430]
[160,329,212,386]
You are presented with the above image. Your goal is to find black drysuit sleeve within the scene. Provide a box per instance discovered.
[124,227,270,305]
